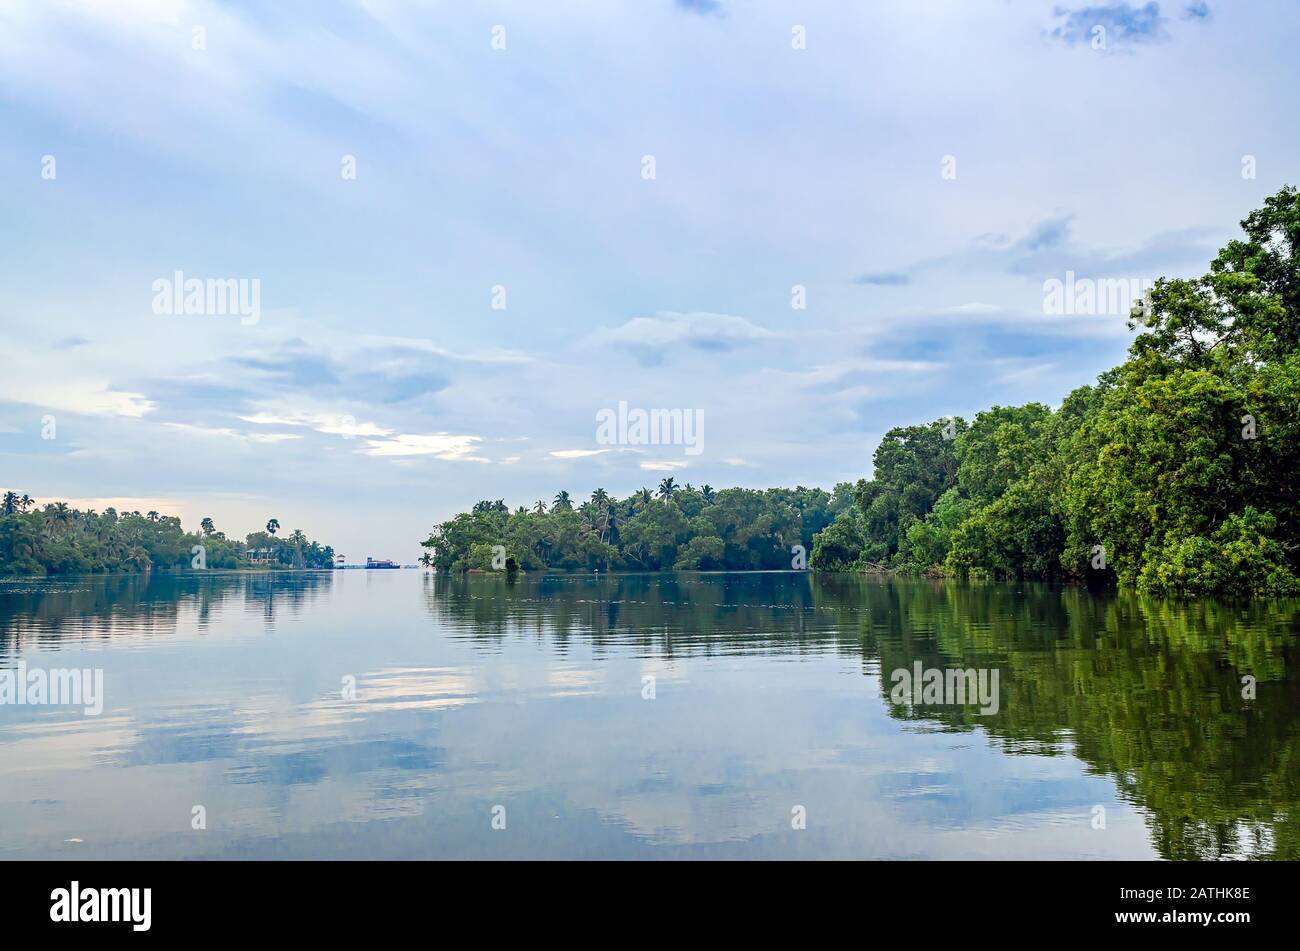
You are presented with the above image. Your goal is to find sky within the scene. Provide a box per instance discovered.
[1,0,1298,563]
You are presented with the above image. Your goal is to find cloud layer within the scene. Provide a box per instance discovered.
[1,0,1296,560]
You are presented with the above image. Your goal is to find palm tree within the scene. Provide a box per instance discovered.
[266,518,280,536]
[604,503,622,544]
[633,487,653,511]
[18,494,33,513]
[124,545,152,571]
[1,492,17,516]
[48,502,72,538]
[657,477,677,500]
[553,490,573,511]
[146,511,159,522]
[588,489,612,542]
[700,484,715,502]
[200,517,215,536]
[533,500,547,514]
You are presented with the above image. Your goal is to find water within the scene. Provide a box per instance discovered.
[1,570,1296,860]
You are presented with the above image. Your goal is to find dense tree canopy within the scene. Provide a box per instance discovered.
[811,186,1300,597]
[421,482,851,572]
[0,496,333,575]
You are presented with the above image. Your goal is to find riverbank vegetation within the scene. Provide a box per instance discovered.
[0,497,334,575]
[424,187,1300,597]
[421,482,850,572]
[812,186,1300,596]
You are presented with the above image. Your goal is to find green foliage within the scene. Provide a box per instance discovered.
[899,488,971,570]
[1139,509,1300,597]
[847,419,964,564]
[424,485,841,573]
[810,497,866,571]
[413,570,1300,858]
[0,500,334,576]
[812,185,1300,597]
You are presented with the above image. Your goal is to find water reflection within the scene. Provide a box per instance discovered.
[0,571,335,659]
[420,572,1300,859]
[0,571,1295,859]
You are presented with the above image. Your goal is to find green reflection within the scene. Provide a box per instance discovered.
[420,572,1300,859]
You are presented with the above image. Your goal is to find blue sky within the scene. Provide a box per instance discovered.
[2,0,1297,561]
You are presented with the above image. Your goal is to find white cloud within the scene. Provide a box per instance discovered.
[549,449,613,459]
[357,433,484,460]
[591,312,777,350]
[0,378,157,418]
[1,0,1290,565]
[164,422,300,443]
[772,357,945,389]
[239,410,393,438]
[640,461,688,471]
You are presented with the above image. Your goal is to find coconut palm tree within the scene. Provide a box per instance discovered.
[48,502,71,538]
[1,492,17,516]
[604,503,623,544]
[657,477,677,500]
[200,517,215,536]
[553,490,573,511]
[533,500,547,514]
[584,489,609,538]
[18,494,33,513]
[124,546,152,571]
[266,518,280,536]
[633,487,653,511]
[700,484,715,502]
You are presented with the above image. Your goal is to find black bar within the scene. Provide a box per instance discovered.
[9,860,1282,938]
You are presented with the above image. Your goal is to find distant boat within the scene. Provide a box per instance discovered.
[365,557,400,569]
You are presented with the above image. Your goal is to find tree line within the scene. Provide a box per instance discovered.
[426,187,1300,597]
[0,497,334,575]
[420,479,851,572]
[812,186,1300,596]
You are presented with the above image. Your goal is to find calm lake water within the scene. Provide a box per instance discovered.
[1,570,1296,860]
